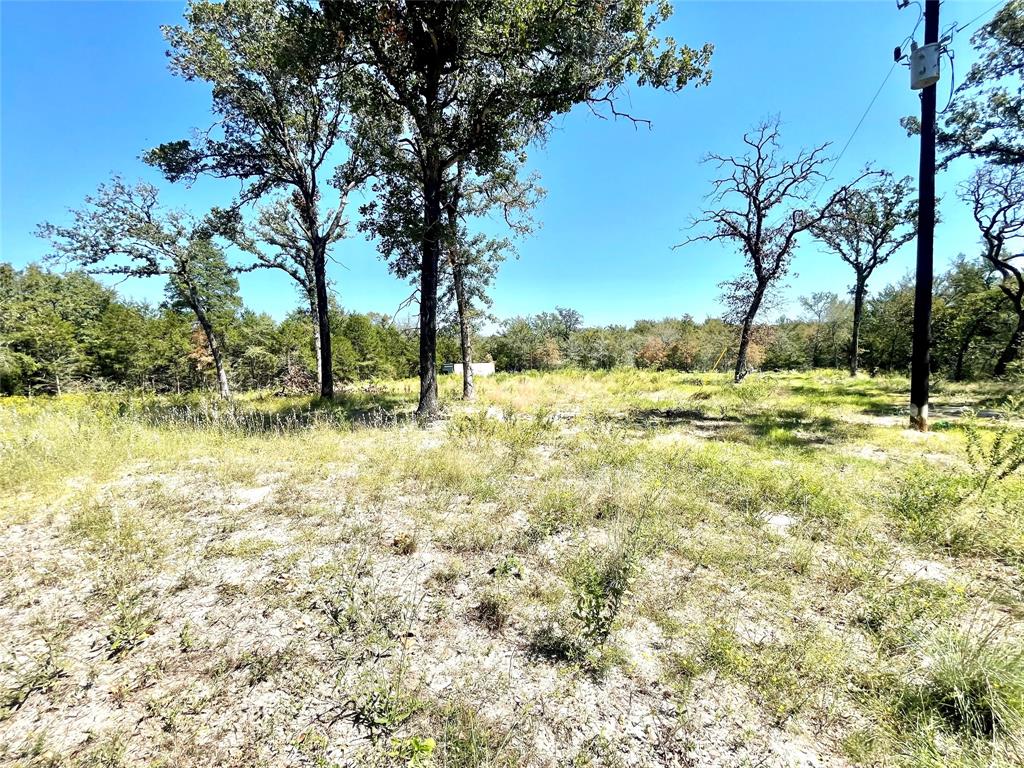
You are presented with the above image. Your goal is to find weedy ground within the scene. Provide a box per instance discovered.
[1,370,1023,768]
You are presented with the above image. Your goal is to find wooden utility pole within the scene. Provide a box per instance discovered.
[909,0,940,431]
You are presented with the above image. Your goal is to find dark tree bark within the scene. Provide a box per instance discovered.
[995,311,1024,375]
[734,287,765,383]
[417,164,443,416]
[311,239,334,398]
[188,292,231,399]
[953,318,983,381]
[850,276,867,377]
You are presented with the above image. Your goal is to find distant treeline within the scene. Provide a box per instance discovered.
[0,255,1018,396]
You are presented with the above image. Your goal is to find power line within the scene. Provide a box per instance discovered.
[954,0,1005,34]
[825,60,898,181]
[807,59,898,204]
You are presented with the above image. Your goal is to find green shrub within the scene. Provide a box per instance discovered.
[963,399,1024,495]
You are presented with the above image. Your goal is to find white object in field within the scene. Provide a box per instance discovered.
[910,43,940,90]
[440,362,495,376]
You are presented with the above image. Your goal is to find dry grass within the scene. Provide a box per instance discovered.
[1,370,1022,767]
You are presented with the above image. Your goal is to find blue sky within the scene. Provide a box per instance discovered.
[0,0,1002,328]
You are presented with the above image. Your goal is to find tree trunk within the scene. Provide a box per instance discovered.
[850,279,866,377]
[312,240,334,399]
[994,311,1024,376]
[734,287,765,383]
[192,302,230,399]
[453,260,475,400]
[952,323,977,382]
[307,287,322,390]
[417,164,443,417]
[445,200,474,401]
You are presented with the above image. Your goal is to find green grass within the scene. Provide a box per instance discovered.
[1,370,1022,767]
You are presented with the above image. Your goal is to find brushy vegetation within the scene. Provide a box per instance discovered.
[1,369,1023,767]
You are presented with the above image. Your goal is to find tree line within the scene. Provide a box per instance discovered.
[3,249,1018,396]
[20,1,1024,405]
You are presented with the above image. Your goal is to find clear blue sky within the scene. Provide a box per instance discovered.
[0,0,1001,327]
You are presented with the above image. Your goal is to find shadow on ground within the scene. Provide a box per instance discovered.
[620,406,853,448]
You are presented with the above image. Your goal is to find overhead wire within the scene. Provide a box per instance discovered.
[805,60,899,205]
[954,0,1005,34]
[820,0,1002,188]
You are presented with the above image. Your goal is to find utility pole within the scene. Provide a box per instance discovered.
[908,0,940,431]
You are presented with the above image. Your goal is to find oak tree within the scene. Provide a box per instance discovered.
[37,179,240,398]
[962,164,1024,375]
[324,0,712,415]
[145,0,367,398]
[810,173,917,375]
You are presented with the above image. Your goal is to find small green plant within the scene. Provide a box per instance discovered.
[532,532,642,674]
[345,677,422,742]
[388,735,436,767]
[963,398,1024,496]
[106,590,155,659]
[178,620,198,653]
[570,545,636,652]
[490,554,523,579]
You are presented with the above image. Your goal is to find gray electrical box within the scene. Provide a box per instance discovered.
[910,42,940,90]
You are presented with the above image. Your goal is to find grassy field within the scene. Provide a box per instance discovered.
[1,370,1023,768]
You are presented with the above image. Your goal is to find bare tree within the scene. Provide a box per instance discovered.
[962,165,1024,375]
[811,173,917,376]
[682,118,871,382]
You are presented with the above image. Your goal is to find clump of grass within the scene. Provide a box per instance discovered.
[206,535,276,559]
[890,464,972,546]
[890,460,1024,561]
[0,644,66,721]
[429,557,465,587]
[474,587,511,633]
[433,702,521,768]
[854,578,964,654]
[444,516,504,553]
[309,558,414,664]
[697,619,751,677]
[392,531,418,555]
[902,627,1024,742]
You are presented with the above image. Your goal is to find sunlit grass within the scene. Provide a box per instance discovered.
[1,369,1022,766]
